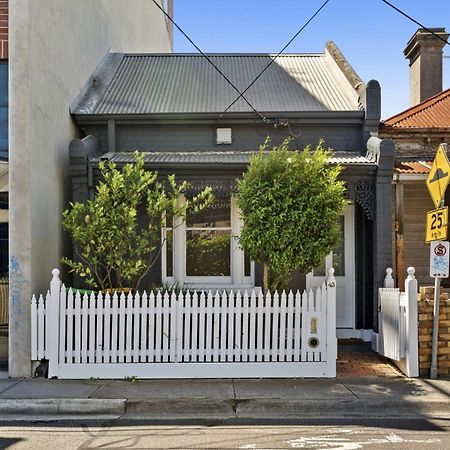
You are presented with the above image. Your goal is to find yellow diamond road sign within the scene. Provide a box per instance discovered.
[426,144,450,209]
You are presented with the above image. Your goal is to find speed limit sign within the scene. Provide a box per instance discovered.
[426,207,448,243]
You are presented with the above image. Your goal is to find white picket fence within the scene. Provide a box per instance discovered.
[31,268,337,379]
[377,267,419,377]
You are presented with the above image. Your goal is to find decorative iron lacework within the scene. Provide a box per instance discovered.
[184,178,375,220]
[185,179,238,199]
[345,180,375,220]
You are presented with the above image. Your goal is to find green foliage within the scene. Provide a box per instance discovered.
[186,232,230,276]
[124,375,139,383]
[237,138,347,291]
[62,151,213,290]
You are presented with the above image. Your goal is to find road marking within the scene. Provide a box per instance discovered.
[288,432,441,448]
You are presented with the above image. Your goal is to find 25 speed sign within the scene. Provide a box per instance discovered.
[426,206,448,243]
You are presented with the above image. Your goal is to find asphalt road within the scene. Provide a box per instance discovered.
[1,417,450,449]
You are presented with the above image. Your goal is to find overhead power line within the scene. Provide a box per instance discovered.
[151,0,266,120]
[380,0,450,47]
[219,0,333,117]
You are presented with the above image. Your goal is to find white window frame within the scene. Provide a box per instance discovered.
[162,195,255,289]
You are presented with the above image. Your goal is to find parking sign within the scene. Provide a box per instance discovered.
[430,241,450,278]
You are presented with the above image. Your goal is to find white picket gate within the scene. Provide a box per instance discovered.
[378,267,419,377]
[31,268,337,379]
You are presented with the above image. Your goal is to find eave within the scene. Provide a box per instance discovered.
[380,125,450,137]
[73,110,366,127]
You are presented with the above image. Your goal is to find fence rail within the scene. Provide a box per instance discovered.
[31,269,337,379]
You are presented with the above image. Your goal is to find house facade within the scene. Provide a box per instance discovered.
[69,42,395,341]
[8,0,173,377]
[379,28,449,289]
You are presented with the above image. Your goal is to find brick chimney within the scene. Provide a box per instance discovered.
[404,28,448,106]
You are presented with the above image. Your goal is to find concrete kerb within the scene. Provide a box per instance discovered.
[1,398,126,415]
[233,398,450,417]
[1,396,449,419]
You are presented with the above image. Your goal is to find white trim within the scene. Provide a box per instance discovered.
[162,195,255,289]
[393,173,428,182]
[306,204,355,330]
[55,362,336,379]
[372,331,379,352]
[337,328,373,342]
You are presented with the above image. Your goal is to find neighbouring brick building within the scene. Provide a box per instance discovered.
[417,289,450,377]
[380,27,450,377]
[379,28,450,289]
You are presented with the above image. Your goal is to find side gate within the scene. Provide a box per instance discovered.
[31,268,338,379]
[378,267,419,377]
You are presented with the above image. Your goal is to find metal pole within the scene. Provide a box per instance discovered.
[430,275,441,379]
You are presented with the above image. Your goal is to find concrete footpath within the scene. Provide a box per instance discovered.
[0,375,449,420]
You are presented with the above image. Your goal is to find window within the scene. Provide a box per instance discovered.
[162,196,254,288]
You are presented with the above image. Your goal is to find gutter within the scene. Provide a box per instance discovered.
[393,172,428,182]
[73,111,366,126]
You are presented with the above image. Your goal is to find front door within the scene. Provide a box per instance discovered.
[306,204,355,333]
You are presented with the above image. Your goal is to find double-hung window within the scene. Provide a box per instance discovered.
[162,195,254,289]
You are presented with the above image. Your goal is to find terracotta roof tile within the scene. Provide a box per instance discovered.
[394,160,432,174]
[382,88,450,129]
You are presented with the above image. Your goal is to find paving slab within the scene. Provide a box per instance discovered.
[92,379,235,400]
[421,378,450,396]
[0,379,100,399]
[340,377,449,401]
[234,378,354,400]
[0,379,21,395]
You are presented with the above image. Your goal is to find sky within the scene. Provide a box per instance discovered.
[173,0,450,119]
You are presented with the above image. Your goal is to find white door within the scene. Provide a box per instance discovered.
[306,204,355,331]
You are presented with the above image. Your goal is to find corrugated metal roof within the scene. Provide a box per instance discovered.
[394,160,432,174]
[91,151,375,166]
[383,88,450,129]
[74,53,360,115]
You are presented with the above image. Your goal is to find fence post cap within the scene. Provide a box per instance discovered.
[52,268,60,277]
[386,268,393,276]
[407,267,415,277]
[326,267,336,287]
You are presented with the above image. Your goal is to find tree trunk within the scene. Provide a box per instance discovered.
[263,262,270,294]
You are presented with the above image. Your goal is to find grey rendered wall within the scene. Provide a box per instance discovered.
[85,122,365,154]
[9,0,171,377]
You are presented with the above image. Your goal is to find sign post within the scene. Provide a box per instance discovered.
[429,241,449,379]
[426,143,450,379]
